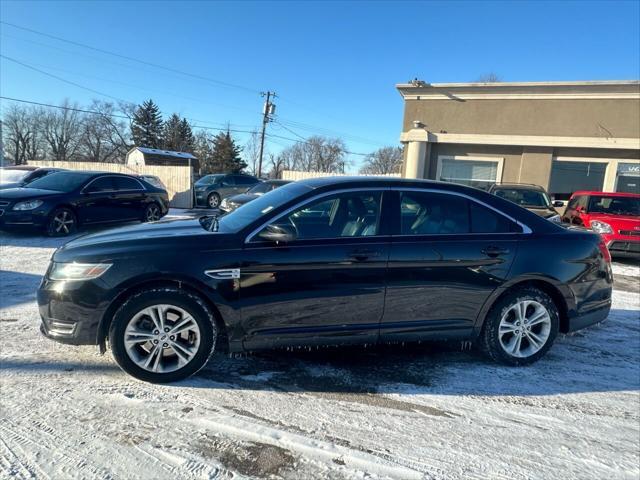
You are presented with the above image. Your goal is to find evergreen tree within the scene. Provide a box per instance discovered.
[163,114,194,152]
[210,130,246,173]
[131,99,163,148]
[178,118,195,152]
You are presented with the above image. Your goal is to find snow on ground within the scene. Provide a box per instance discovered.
[1,223,639,480]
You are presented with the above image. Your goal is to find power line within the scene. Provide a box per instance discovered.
[0,21,260,94]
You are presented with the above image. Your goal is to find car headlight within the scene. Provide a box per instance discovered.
[49,262,112,281]
[590,220,613,234]
[13,199,43,211]
[220,198,228,207]
[547,214,561,223]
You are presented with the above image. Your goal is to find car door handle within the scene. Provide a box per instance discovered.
[348,249,381,261]
[481,246,510,257]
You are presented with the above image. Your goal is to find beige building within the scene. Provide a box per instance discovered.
[397,80,640,199]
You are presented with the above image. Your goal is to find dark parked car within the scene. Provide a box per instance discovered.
[194,173,260,208]
[0,166,66,190]
[136,174,166,190]
[0,171,169,236]
[220,179,291,212]
[488,183,563,221]
[38,177,612,383]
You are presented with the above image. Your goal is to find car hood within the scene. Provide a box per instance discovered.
[0,182,23,190]
[0,187,62,199]
[54,216,237,262]
[526,206,559,218]
[227,193,259,204]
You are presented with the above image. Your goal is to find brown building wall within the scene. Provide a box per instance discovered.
[402,98,640,138]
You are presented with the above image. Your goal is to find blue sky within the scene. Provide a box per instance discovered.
[1,0,639,171]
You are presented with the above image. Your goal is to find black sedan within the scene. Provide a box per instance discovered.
[37,177,612,383]
[0,165,66,190]
[219,179,291,212]
[0,171,169,236]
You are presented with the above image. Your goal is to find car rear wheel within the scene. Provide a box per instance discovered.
[46,207,77,237]
[207,192,220,209]
[109,288,216,383]
[143,203,162,222]
[480,286,559,365]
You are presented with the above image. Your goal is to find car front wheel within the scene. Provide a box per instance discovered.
[480,286,559,365]
[207,192,220,209]
[47,207,77,237]
[109,288,216,383]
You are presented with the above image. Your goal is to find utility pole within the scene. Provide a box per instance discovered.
[257,91,276,178]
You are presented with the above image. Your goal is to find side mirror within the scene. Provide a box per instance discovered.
[552,200,565,207]
[258,224,297,243]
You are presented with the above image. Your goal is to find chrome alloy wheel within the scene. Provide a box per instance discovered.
[498,300,551,358]
[53,210,75,234]
[145,204,161,221]
[124,304,201,373]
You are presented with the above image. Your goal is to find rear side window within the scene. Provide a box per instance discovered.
[470,202,520,233]
[113,176,144,191]
[220,176,235,187]
[235,176,257,186]
[399,191,522,235]
[84,177,114,193]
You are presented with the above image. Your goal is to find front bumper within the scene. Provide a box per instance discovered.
[37,277,112,345]
[0,208,49,230]
[607,239,640,258]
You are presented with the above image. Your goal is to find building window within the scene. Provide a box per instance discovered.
[549,159,607,200]
[436,156,503,191]
[616,162,640,194]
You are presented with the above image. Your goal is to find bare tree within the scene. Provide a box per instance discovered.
[243,129,261,175]
[276,136,348,173]
[41,100,82,161]
[475,73,502,83]
[359,146,403,175]
[79,100,131,163]
[2,105,45,164]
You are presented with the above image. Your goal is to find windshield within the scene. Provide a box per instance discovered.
[195,174,222,186]
[0,169,31,184]
[588,195,640,216]
[26,172,92,192]
[247,182,271,194]
[218,182,312,232]
[493,188,550,208]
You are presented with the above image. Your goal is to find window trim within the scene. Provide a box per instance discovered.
[81,175,146,194]
[436,155,505,189]
[244,186,531,243]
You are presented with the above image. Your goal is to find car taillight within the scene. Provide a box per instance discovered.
[597,239,611,263]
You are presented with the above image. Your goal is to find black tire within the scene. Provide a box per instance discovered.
[480,286,559,366]
[46,207,77,237]
[142,203,162,222]
[207,192,221,209]
[109,287,217,383]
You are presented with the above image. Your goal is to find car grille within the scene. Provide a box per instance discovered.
[609,241,640,253]
[619,230,640,237]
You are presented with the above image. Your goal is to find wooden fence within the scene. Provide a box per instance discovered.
[281,170,401,181]
[27,161,193,208]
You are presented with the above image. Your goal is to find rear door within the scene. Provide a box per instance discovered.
[381,189,520,342]
[218,176,236,198]
[234,175,258,193]
[111,176,147,220]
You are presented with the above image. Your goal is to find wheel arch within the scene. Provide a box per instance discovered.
[97,276,231,353]
[475,276,572,335]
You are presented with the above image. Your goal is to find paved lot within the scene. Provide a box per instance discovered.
[0,218,638,480]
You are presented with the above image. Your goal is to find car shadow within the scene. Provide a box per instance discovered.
[0,270,45,308]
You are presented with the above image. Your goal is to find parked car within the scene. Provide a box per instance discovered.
[562,191,640,258]
[137,174,166,190]
[37,177,613,383]
[0,166,66,190]
[220,179,291,212]
[194,173,260,208]
[488,183,563,221]
[0,171,169,236]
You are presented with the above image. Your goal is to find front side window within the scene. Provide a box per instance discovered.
[261,191,382,240]
[399,191,521,235]
[85,177,115,193]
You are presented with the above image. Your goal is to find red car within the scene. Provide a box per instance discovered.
[562,191,640,258]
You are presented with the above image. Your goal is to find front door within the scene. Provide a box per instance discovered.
[76,176,117,224]
[381,190,519,342]
[239,189,390,349]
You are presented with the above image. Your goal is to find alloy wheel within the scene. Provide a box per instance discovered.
[208,194,220,208]
[53,210,75,235]
[146,204,161,221]
[498,300,551,358]
[123,304,201,373]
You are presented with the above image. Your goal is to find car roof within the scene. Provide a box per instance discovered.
[572,190,640,198]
